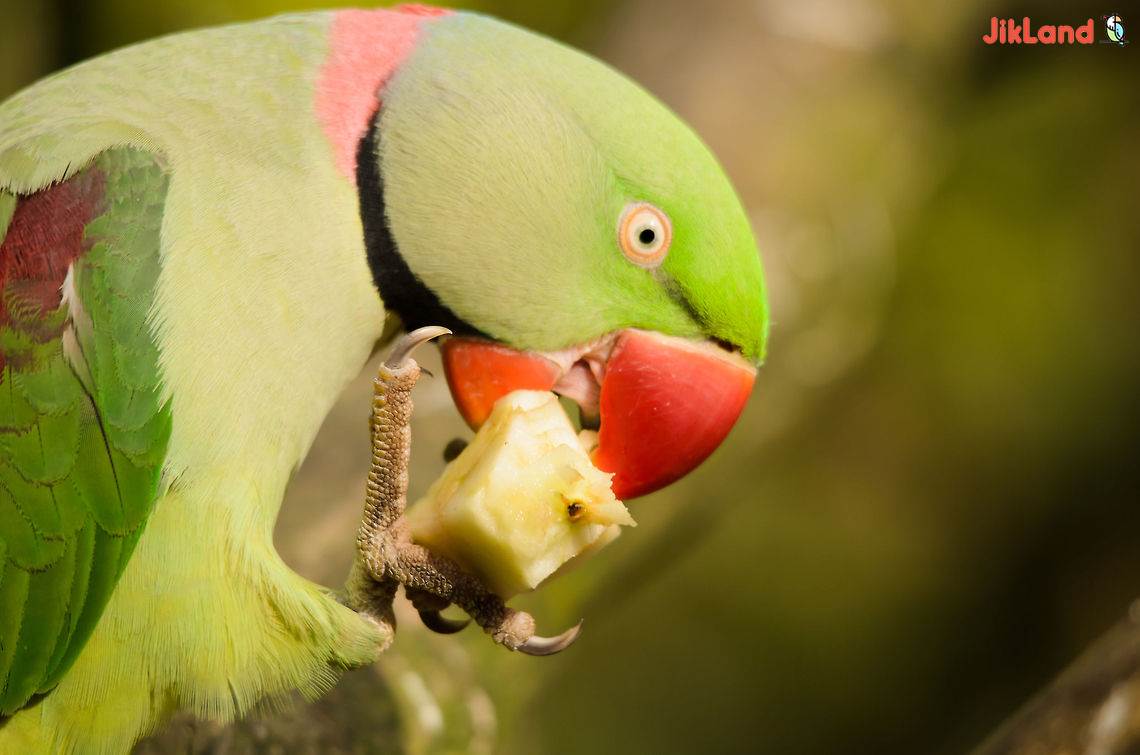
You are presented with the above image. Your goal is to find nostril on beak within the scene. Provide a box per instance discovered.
[711,336,742,356]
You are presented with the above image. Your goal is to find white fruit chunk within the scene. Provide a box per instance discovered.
[405,390,635,598]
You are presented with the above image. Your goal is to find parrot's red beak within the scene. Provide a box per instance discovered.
[441,329,756,499]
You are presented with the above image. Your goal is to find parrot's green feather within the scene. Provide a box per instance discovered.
[0,193,14,237]
[381,13,767,361]
[50,525,128,690]
[0,14,386,753]
[0,562,31,691]
[0,148,171,715]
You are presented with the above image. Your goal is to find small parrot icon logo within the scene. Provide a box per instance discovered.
[1104,14,1128,45]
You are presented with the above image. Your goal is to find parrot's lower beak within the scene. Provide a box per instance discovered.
[441,329,756,499]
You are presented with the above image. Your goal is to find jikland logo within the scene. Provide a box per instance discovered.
[982,13,1129,45]
[1103,14,1129,45]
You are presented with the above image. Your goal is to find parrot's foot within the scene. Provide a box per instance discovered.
[345,326,582,656]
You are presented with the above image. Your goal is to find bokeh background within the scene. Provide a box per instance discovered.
[3,0,1138,752]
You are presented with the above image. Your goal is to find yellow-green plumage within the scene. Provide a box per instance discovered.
[1,13,386,753]
[0,149,171,716]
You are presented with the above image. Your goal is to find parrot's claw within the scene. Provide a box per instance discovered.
[405,587,470,634]
[384,325,452,368]
[418,610,471,635]
[518,621,584,656]
[345,327,581,656]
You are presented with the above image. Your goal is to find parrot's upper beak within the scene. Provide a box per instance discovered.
[441,329,756,499]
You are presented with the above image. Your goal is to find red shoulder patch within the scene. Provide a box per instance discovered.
[395,4,451,18]
[0,169,105,333]
[316,6,453,179]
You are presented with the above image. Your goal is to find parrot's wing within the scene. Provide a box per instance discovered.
[0,147,172,714]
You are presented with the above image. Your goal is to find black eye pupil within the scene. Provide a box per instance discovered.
[638,228,656,245]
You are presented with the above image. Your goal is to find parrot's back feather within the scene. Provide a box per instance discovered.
[0,12,393,752]
[0,148,172,715]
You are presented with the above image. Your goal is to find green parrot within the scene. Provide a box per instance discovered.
[0,5,767,752]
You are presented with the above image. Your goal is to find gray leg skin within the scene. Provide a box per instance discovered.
[345,327,581,656]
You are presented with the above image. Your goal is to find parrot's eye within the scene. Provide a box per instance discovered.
[618,202,671,268]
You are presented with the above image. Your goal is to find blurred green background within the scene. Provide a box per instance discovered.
[3,0,1138,753]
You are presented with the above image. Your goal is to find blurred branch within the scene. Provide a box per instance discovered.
[133,666,403,754]
[976,601,1140,755]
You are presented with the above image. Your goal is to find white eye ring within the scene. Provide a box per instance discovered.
[617,202,672,268]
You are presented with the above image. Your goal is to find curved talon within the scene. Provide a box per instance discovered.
[419,610,471,635]
[518,620,584,656]
[385,326,451,368]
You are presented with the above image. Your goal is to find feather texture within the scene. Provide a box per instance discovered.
[378,13,766,359]
[0,149,169,715]
[0,13,389,754]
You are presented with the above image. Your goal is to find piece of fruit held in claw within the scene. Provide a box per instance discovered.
[406,390,636,598]
[346,328,588,658]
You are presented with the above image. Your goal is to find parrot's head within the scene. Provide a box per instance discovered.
[353,10,767,499]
